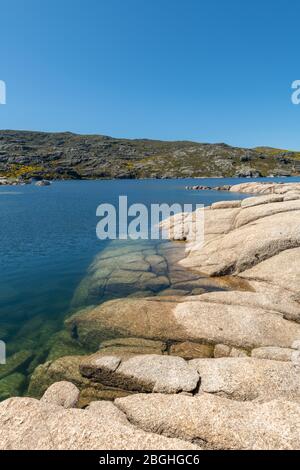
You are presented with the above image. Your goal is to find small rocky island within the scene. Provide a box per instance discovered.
[1,181,300,450]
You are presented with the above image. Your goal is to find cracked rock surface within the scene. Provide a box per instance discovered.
[0,384,198,450]
[115,393,300,450]
[3,182,300,450]
[80,353,200,394]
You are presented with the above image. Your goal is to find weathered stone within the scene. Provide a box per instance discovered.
[10,181,300,451]
[28,355,137,403]
[28,356,89,398]
[194,289,300,322]
[65,298,183,349]
[181,210,300,276]
[191,287,206,295]
[284,192,300,201]
[81,355,121,378]
[169,342,213,360]
[157,288,189,296]
[240,247,300,295]
[292,340,300,350]
[80,354,200,394]
[41,381,80,408]
[174,297,300,350]
[77,387,131,408]
[211,200,241,209]
[251,347,296,362]
[245,280,300,322]
[292,351,300,365]
[213,342,248,359]
[116,393,300,450]
[189,357,300,402]
[0,396,198,450]
[229,347,248,357]
[214,344,231,358]
[98,337,166,356]
[230,182,300,195]
[66,295,300,352]
[235,199,300,228]
[240,194,284,208]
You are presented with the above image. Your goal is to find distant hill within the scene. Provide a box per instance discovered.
[0,130,300,179]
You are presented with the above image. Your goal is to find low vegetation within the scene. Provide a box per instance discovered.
[0,130,300,180]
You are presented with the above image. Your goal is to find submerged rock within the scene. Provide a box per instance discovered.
[169,341,214,360]
[28,356,91,399]
[29,337,169,402]
[0,373,26,401]
[70,240,215,309]
[98,337,166,356]
[0,350,33,380]
[46,330,88,362]
[29,353,145,404]
[71,242,171,307]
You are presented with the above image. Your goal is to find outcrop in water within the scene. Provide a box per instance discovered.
[3,181,300,450]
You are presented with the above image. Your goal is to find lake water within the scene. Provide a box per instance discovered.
[1,177,300,398]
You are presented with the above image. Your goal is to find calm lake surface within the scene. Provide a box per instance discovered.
[1,177,300,397]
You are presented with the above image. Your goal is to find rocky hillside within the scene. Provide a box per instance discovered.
[1,130,300,179]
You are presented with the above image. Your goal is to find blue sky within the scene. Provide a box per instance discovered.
[0,0,300,149]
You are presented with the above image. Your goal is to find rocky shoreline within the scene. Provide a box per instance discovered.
[0,177,51,186]
[1,181,300,450]
[186,180,300,192]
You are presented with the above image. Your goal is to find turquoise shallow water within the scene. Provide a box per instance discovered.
[1,177,300,397]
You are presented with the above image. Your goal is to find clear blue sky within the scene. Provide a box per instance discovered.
[1,0,300,149]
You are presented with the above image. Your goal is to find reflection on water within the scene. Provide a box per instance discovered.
[1,177,300,399]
